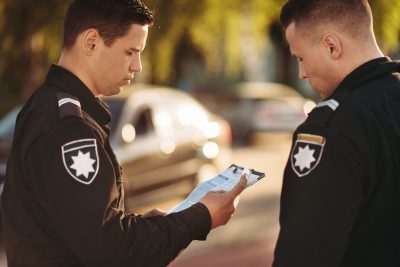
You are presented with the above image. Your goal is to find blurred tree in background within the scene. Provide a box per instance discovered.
[0,0,399,116]
[144,0,283,85]
[0,0,68,115]
[370,0,400,53]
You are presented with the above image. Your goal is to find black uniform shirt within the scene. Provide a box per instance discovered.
[1,65,211,267]
[273,57,400,267]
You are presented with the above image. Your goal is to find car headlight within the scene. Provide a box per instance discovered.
[203,122,221,139]
[121,124,136,143]
[202,142,220,159]
[303,100,317,115]
[160,139,176,155]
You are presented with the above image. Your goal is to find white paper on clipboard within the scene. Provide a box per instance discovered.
[168,164,265,214]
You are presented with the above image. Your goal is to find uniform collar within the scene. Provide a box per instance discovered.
[308,57,398,125]
[334,57,396,94]
[45,64,111,126]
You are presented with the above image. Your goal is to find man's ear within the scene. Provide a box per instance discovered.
[82,29,100,55]
[321,34,342,59]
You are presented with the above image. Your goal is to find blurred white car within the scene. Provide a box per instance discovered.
[102,84,232,209]
[216,82,316,143]
[0,85,232,210]
[0,106,21,192]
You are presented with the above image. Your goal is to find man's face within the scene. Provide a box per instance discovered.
[92,24,148,96]
[285,23,338,99]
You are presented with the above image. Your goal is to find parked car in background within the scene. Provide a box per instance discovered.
[0,106,21,193]
[0,84,232,211]
[215,82,316,143]
[103,84,231,209]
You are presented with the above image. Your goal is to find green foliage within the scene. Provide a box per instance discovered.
[144,0,283,84]
[0,0,67,106]
[370,0,400,53]
[0,0,399,115]
[144,0,205,83]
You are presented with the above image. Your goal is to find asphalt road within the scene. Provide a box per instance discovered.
[0,133,292,267]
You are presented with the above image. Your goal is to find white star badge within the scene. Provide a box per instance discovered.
[70,151,96,178]
[293,145,316,171]
[62,139,99,185]
[291,133,325,177]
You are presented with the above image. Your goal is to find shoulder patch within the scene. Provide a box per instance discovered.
[61,138,99,185]
[291,133,326,177]
[57,93,82,119]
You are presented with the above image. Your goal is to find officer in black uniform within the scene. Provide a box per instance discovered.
[1,1,246,266]
[273,1,400,266]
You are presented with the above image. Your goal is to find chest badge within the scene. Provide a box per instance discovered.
[62,139,99,185]
[291,133,325,177]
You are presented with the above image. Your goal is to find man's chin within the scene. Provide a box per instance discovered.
[319,89,336,100]
[101,87,122,97]
[121,79,131,86]
[312,84,337,100]
[311,86,328,100]
[113,87,123,95]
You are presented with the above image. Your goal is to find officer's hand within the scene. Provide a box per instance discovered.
[200,173,247,229]
[143,208,167,218]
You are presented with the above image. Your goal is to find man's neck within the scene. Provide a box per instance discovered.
[339,40,384,84]
[58,51,99,96]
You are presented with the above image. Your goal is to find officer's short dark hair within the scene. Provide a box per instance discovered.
[63,0,154,50]
[280,0,372,39]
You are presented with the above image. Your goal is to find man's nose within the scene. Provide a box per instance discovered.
[299,63,307,80]
[129,56,142,73]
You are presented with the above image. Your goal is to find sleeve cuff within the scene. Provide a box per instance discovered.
[171,202,212,241]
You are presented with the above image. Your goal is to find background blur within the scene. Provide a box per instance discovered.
[0,1,400,266]
[1,0,400,117]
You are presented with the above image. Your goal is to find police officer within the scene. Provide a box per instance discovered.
[273,0,400,266]
[0,1,246,266]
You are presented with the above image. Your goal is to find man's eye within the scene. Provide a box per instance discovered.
[126,51,133,56]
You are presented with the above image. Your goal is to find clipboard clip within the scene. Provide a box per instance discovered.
[231,164,253,175]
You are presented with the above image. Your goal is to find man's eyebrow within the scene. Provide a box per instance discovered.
[128,47,142,52]
[291,53,302,61]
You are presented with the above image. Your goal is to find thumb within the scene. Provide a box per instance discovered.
[204,190,225,196]
[229,173,247,197]
[234,196,240,208]
[143,208,167,218]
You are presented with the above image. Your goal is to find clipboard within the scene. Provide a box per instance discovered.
[168,164,266,214]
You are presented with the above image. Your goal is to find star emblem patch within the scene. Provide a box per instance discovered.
[62,139,99,185]
[291,133,325,177]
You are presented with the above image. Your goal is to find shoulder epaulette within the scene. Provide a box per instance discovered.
[57,92,82,119]
[308,90,349,127]
[315,99,339,111]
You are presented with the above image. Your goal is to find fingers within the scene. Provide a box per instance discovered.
[229,173,247,197]
[233,196,240,208]
[200,176,247,229]
[210,190,225,194]
[142,208,167,218]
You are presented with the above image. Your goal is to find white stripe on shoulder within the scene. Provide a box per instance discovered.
[58,98,81,108]
[315,99,339,111]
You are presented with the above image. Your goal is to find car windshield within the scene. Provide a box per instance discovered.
[0,106,21,139]
[103,98,125,135]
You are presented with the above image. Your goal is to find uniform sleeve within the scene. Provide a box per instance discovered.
[273,125,364,267]
[26,119,211,267]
